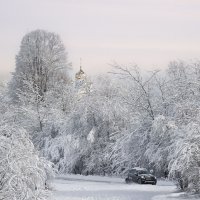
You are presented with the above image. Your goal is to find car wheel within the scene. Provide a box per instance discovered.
[152,182,156,185]
[138,179,142,184]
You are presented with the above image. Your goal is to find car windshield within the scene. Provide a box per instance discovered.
[138,170,148,174]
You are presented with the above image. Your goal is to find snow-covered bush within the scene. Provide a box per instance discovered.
[0,125,52,200]
[169,123,200,192]
[145,116,176,174]
[0,89,53,200]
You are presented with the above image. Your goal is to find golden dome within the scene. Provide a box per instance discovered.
[75,67,86,80]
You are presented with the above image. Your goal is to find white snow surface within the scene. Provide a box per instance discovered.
[51,174,200,200]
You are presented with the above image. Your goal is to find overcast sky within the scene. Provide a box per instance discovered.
[0,0,200,81]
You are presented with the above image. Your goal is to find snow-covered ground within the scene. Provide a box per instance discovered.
[51,174,199,200]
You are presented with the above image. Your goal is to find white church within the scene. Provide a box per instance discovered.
[75,63,91,97]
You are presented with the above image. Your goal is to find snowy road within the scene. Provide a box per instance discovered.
[52,175,190,200]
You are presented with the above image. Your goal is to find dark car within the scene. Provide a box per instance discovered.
[125,167,157,185]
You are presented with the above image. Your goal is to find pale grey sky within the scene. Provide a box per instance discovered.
[0,0,200,81]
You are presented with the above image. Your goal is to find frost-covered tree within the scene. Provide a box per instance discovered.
[107,65,159,172]
[145,116,176,174]
[0,125,52,200]
[111,64,159,120]
[9,29,69,101]
[0,88,53,200]
[169,122,200,192]
[8,30,72,151]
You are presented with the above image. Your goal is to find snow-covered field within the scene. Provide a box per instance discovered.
[52,174,199,200]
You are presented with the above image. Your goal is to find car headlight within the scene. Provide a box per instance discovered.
[141,175,145,179]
